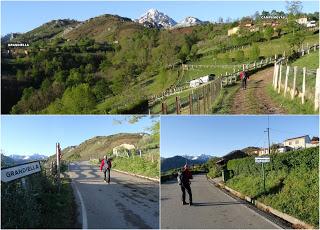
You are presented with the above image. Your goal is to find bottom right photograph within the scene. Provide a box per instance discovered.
[160,115,319,229]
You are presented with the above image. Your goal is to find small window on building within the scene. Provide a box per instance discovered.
[289,141,292,145]
[295,140,299,144]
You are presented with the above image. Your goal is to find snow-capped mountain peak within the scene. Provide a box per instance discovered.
[175,16,203,28]
[137,9,177,29]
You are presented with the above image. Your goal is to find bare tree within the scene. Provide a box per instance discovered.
[286,1,303,15]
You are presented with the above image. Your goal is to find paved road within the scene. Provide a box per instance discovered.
[161,174,280,229]
[67,161,159,229]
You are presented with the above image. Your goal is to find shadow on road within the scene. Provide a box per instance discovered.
[192,201,245,207]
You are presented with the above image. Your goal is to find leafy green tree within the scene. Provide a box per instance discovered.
[235,50,245,62]
[264,26,274,41]
[59,84,96,114]
[287,31,305,51]
[249,43,260,60]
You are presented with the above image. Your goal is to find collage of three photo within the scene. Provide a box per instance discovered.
[1,0,319,229]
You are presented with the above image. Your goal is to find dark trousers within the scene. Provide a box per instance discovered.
[242,78,247,89]
[103,169,110,183]
[181,183,192,203]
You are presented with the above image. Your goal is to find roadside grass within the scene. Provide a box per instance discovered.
[1,171,78,229]
[266,84,316,114]
[225,147,319,227]
[112,154,160,179]
[211,84,240,114]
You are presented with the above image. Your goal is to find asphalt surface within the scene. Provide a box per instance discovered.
[67,161,159,229]
[161,174,281,229]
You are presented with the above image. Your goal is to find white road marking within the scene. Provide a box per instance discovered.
[71,164,88,229]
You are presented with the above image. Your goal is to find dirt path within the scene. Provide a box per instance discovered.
[230,67,286,114]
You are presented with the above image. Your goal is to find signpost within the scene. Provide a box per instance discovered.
[255,156,270,193]
[1,161,41,183]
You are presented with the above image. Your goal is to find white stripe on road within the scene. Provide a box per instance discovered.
[72,180,88,229]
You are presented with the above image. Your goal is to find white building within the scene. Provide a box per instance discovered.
[112,143,136,157]
[296,17,308,25]
[228,26,240,36]
[283,135,311,149]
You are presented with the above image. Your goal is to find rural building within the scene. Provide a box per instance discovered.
[258,148,269,156]
[112,143,136,157]
[228,26,240,36]
[216,150,247,166]
[277,146,293,153]
[296,17,308,25]
[283,135,311,149]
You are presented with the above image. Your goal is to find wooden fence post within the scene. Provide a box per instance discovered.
[278,64,283,94]
[176,96,180,114]
[302,67,306,104]
[315,68,320,111]
[291,66,297,100]
[197,94,201,114]
[189,94,193,114]
[161,102,166,114]
[284,66,290,97]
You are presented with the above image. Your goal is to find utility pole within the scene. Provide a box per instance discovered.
[264,116,271,155]
[56,143,61,192]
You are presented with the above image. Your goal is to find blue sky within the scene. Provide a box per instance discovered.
[1,1,318,35]
[1,115,158,156]
[160,115,319,158]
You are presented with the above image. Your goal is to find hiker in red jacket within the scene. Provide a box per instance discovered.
[240,70,248,90]
[178,164,193,206]
[100,155,112,183]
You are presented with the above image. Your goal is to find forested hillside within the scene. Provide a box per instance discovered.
[2,10,318,114]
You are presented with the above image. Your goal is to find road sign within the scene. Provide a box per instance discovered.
[1,161,41,182]
[255,157,270,163]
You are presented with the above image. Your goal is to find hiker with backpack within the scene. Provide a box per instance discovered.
[177,164,193,206]
[240,70,249,90]
[100,155,112,183]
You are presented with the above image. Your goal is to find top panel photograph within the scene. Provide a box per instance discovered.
[1,1,319,115]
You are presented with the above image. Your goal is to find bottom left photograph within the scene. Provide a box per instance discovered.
[1,115,160,229]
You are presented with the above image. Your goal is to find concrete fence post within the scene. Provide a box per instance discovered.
[291,66,297,100]
[302,67,306,104]
[273,63,277,87]
[315,68,320,111]
[278,64,283,94]
[284,66,290,97]
[274,64,279,90]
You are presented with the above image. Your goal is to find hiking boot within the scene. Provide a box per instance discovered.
[189,202,193,206]
[182,202,188,205]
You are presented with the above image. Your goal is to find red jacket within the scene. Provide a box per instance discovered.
[100,159,112,171]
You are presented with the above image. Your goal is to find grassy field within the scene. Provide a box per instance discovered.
[290,52,319,69]
[211,84,240,114]
[226,147,319,227]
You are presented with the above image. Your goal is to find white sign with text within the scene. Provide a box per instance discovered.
[1,161,41,182]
